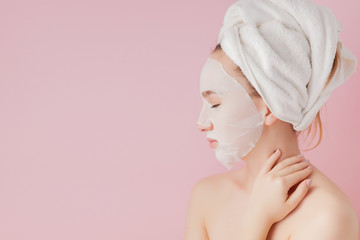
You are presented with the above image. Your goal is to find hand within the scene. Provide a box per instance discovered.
[246,149,312,225]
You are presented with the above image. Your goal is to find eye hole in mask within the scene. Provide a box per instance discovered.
[197,57,265,170]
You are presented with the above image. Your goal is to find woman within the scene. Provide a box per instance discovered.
[185,0,358,239]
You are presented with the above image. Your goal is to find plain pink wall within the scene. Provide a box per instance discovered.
[0,0,358,239]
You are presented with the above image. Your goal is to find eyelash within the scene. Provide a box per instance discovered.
[211,104,220,108]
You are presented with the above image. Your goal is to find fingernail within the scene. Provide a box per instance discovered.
[275,148,279,154]
[306,179,312,186]
[298,154,303,157]
[304,159,310,163]
[307,165,312,169]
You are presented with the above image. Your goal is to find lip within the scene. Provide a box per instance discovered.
[207,138,217,142]
[207,138,218,149]
[209,141,218,149]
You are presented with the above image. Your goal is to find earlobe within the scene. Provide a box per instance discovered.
[264,108,278,126]
[258,102,277,126]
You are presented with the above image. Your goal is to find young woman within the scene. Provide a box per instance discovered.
[185,0,358,239]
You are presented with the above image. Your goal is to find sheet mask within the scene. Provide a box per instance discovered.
[197,58,265,170]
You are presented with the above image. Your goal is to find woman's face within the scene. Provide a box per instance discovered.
[196,51,266,169]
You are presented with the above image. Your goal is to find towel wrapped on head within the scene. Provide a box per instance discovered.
[217,0,357,131]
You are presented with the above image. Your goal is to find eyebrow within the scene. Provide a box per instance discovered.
[202,90,216,98]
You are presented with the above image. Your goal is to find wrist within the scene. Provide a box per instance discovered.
[244,214,272,230]
[240,212,273,239]
[245,205,274,226]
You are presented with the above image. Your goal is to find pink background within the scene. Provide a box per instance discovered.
[0,0,359,239]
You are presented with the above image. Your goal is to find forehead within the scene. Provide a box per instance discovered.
[211,51,250,86]
[200,57,247,96]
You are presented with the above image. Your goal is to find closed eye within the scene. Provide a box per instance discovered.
[211,104,220,108]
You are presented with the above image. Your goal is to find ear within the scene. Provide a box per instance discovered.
[264,106,278,126]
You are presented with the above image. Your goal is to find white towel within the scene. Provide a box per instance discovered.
[217,0,357,131]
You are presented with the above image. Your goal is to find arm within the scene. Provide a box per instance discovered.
[184,180,209,240]
[290,205,359,240]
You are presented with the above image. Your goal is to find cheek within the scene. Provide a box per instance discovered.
[217,101,249,123]
[211,106,240,132]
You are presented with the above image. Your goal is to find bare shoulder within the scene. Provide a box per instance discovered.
[288,164,359,239]
[194,168,246,195]
[184,172,237,240]
[188,168,246,213]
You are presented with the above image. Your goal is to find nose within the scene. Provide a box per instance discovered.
[197,121,213,132]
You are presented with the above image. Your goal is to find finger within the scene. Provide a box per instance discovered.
[258,149,281,176]
[283,165,313,190]
[275,161,311,177]
[269,154,305,174]
[285,178,311,213]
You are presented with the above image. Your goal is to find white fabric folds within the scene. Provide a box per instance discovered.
[217,0,357,131]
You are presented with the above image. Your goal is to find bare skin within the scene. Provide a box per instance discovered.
[199,163,357,240]
[186,50,359,239]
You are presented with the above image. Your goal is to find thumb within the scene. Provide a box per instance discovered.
[285,179,311,212]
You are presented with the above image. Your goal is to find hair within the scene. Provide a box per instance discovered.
[212,43,342,151]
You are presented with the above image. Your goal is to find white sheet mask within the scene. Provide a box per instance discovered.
[197,57,265,170]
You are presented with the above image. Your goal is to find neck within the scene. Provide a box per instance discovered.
[241,120,302,191]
